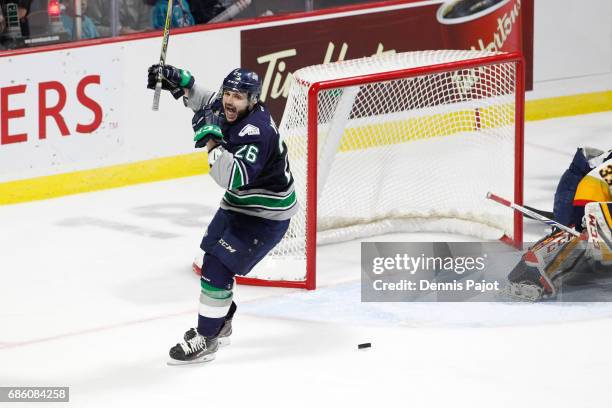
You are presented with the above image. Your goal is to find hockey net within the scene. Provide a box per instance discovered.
[237,50,524,289]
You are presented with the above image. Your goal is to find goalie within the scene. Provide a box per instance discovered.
[507,147,612,301]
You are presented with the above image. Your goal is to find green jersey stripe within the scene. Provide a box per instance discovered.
[230,160,245,189]
[223,190,297,209]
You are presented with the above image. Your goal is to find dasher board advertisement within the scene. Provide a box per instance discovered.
[241,0,533,119]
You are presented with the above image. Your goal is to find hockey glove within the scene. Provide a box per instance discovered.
[194,124,224,149]
[193,108,225,148]
[147,64,195,99]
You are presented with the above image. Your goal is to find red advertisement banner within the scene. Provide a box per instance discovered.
[241,0,533,119]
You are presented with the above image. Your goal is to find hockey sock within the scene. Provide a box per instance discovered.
[197,280,233,337]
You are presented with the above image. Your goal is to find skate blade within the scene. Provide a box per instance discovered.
[167,353,216,366]
[219,337,231,347]
[499,283,545,302]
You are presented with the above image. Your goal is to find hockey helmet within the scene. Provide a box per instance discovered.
[222,68,262,104]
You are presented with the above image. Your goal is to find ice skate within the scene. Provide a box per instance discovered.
[183,318,232,348]
[168,331,219,366]
[503,281,548,301]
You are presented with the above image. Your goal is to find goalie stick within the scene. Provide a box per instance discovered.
[522,205,554,221]
[486,192,580,237]
[151,0,173,111]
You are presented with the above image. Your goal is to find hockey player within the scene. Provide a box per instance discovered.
[147,64,298,364]
[507,147,612,300]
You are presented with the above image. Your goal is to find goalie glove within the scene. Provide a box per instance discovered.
[147,64,195,99]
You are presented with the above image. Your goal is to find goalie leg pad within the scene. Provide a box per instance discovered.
[507,229,588,299]
[584,202,612,266]
[542,233,587,286]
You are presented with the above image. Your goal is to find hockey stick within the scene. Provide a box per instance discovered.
[151,0,173,111]
[486,192,581,237]
[523,205,554,221]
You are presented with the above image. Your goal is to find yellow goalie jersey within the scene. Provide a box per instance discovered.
[573,158,612,206]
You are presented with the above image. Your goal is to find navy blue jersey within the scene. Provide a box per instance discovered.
[220,102,293,192]
[207,100,298,220]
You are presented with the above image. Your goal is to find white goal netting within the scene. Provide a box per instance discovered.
[246,50,521,285]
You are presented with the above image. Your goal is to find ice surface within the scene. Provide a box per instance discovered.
[1,112,612,407]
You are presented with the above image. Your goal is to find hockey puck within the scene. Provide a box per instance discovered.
[358,343,371,349]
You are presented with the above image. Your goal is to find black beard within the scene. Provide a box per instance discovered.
[226,105,253,123]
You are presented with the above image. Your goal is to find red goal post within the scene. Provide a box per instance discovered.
[236,50,525,290]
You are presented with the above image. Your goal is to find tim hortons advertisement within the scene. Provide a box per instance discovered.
[241,0,534,119]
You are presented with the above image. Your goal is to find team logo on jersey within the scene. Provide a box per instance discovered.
[239,124,260,137]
